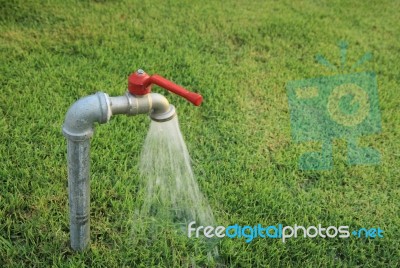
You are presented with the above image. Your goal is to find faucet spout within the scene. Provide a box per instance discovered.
[149,93,176,122]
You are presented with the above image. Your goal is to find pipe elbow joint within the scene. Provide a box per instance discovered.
[62,92,111,141]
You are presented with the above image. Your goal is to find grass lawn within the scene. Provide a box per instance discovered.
[1,0,399,267]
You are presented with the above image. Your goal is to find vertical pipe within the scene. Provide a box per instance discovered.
[67,139,91,251]
[63,92,174,251]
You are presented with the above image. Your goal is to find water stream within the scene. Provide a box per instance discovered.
[132,115,217,259]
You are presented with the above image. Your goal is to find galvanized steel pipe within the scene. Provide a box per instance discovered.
[62,91,175,251]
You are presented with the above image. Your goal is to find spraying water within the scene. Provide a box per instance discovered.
[133,115,217,260]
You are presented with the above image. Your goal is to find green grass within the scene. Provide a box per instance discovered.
[1,0,399,266]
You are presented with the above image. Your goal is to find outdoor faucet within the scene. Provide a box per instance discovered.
[62,69,202,251]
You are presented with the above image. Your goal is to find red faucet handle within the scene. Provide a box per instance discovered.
[149,75,203,106]
[128,70,203,106]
